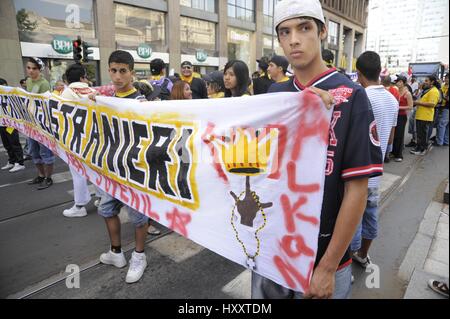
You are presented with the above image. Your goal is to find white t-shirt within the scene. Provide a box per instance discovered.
[366,85,399,189]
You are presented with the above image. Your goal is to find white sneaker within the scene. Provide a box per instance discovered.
[9,163,25,173]
[99,250,127,268]
[63,205,88,218]
[147,225,161,235]
[1,163,14,170]
[125,251,147,283]
[352,252,371,268]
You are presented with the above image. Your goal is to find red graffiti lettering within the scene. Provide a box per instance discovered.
[280,234,315,258]
[95,172,103,186]
[291,92,330,161]
[118,183,129,204]
[274,256,314,292]
[104,177,118,198]
[129,187,140,210]
[166,208,192,237]
[66,151,87,178]
[266,125,288,180]
[140,194,160,221]
[287,161,320,193]
[281,194,319,232]
[201,123,228,183]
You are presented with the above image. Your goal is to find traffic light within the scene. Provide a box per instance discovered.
[82,41,94,63]
[73,37,82,63]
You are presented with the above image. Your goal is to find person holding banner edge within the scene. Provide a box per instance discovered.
[252,0,383,299]
[60,63,98,218]
[0,78,25,173]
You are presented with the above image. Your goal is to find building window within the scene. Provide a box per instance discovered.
[180,0,215,13]
[180,17,217,56]
[228,28,252,67]
[13,0,96,44]
[263,0,282,30]
[263,35,284,57]
[228,0,255,23]
[115,4,166,53]
[328,20,339,48]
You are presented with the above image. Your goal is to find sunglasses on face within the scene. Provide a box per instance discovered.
[27,66,39,70]
[182,66,192,70]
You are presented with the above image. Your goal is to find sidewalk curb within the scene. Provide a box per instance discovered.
[398,201,446,283]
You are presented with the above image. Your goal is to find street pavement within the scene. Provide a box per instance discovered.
[0,134,448,299]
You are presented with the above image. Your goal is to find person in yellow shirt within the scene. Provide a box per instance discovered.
[435,73,449,146]
[411,75,441,155]
[267,55,290,84]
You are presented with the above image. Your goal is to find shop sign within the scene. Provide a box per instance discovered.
[195,50,208,63]
[52,36,72,55]
[137,44,152,59]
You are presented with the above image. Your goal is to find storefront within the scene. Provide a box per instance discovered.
[20,39,100,87]
[180,16,219,73]
[262,34,284,57]
[13,0,100,86]
[115,3,168,79]
[227,28,252,68]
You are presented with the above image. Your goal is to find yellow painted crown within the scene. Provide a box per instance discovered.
[215,128,277,176]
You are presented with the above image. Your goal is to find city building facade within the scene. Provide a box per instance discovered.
[367,0,449,74]
[0,0,369,86]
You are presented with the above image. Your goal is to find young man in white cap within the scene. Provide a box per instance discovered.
[254,0,383,299]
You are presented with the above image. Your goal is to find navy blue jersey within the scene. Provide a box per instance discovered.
[269,68,383,268]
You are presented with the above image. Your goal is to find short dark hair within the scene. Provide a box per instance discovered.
[224,60,250,98]
[108,50,134,71]
[356,51,381,82]
[322,49,335,64]
[427,75,440,89]
[0,78,7,86]
[65,63,87,84]
[150,58,165,76]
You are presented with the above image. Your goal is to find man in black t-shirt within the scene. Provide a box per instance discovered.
[252,0,382,299]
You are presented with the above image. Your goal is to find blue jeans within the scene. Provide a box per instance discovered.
[251,265,352,299]
[28,137,55,165]
[351,188,379,252]
[96,188,149,227]
[436,108,449,145]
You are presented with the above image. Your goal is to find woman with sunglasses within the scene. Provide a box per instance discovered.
[180,61,208,99]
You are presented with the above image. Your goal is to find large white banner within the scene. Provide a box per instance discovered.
[0,86,332,293]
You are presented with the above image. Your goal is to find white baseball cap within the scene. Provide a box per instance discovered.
[274,0,325,29]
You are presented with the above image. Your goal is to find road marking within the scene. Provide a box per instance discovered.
[221,270,252,299]
[379,172,401,196]
[0,171,72,189]
[148,232,204,263]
